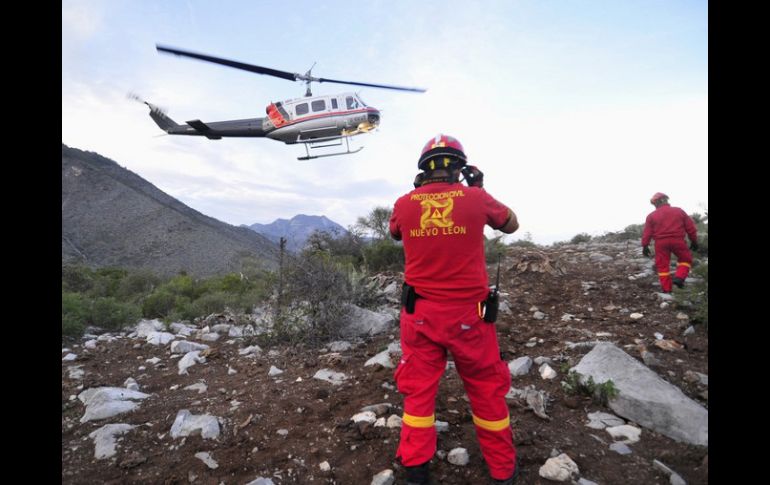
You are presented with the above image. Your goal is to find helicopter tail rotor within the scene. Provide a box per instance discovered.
[129,92,179,131]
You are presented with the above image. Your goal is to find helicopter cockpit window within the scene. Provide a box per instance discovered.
[346,96,360,110]
[311,99,326,112]
[295,103,309,116]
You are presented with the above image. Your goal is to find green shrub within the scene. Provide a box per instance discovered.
[190,291,231,316]
[90,297,140,330]
[362,239,404,272]
[116,269,160,300]
[62,291,89,337]
[142,290,177,318]
[561,370,619,406]
[570,233,592,244]
[62,265,95,293]
[485,234,507,263]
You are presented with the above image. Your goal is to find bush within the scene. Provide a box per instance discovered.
[62,291,89,337]
[91,297,141,330]
[485,234,507,263]
[362,240,404,272]
[116,269,160,300]
[570,233,592,244]
[142,290,177,318]
[62,265,95,293]
[561,370,619,406]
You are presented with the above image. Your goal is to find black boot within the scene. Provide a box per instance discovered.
[491,455,520,484]
[673,276,685,289]
[405,461,431,485]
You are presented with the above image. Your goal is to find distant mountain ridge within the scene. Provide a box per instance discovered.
[246,214,347,252]
[62,144,279,277]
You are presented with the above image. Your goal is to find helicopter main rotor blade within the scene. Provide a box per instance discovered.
[156,45,298,82]
[318,77,426,93]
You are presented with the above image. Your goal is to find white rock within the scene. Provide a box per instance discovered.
[313,368,348,385]
[170,340,210,354]
[539,453,580,482]
[200,332,221,342]
[146,357,161,364]
[239,345,262,356]
[319,461,331,472]
[386,415,402,428]
[194,451,219,469]
[676,312,689,320]
[508,356,533,376]
[660,302,670,309]
[365,349,394,368]
[435,420,449,433]
[328,341,352,352]
[68,366,84,380]
[268,365,284,377]
[124,377,139,391]
[374,417,387,427]
[178,351,205,375]
[606,424,642,444]
[78,387,150,423]
[170,410,220,439]
[533,311,546,320]
[62,353,77,362]
[561,314,575,322]
[585,411,624,430]
[228,366,237,375]
[609,442,633,455]
[277,429,289,436]
[351,411,377,424]
[211,324,232,334]
[184,382,208,394]
[89,423,135,459]
[371,469,395,485]
[683,326,695,336]
[654,332,664,340]
[629,313,644,320]
[539,363,557,380]
[447,448,469,466]
[244,478,275,485]
[146,331,175,346]
[84,340,97,349]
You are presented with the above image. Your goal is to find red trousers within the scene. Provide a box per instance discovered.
[654,238,693,292]
[394,299,516,480]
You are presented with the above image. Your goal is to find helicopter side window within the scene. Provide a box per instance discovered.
[331,98,338,110]
[311,99,326,112]
[295,103,309,116]
[346,96,360,110]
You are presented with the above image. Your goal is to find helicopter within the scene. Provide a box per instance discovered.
[135,45,426,160]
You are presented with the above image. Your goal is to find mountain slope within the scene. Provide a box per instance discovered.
[247,214,347,252]
[61,144,278,276]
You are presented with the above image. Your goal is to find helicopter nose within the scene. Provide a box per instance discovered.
[368,109,380,125]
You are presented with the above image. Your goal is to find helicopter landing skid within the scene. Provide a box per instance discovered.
[297,136,363,160]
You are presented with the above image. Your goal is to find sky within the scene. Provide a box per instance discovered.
[62,0,708,245]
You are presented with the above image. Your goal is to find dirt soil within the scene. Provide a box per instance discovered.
[61,242,708,484]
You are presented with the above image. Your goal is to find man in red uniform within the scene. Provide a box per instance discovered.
[641,192,699,293]
[389,134,520,484]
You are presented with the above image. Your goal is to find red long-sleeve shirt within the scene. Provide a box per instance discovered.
[641,204,698,246]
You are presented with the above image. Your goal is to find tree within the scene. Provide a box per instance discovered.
[355,206,392,240]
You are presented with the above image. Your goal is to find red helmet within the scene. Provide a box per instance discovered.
[418,134,468,170]
[650,192,668,205]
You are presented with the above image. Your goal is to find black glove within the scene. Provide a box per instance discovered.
[642,245,651,257]
[690,240,699,251]
[461,165,484,187]
[413,172,425,188]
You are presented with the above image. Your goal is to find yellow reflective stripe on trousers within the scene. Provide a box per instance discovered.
[402,413,435,428]
[658,272,670,276]
[472,414,510,431]
[678,262,691,268]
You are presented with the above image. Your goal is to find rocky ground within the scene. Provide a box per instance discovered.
[61,241,708,484]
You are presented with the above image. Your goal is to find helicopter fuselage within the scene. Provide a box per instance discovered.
[155,92,380,144]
